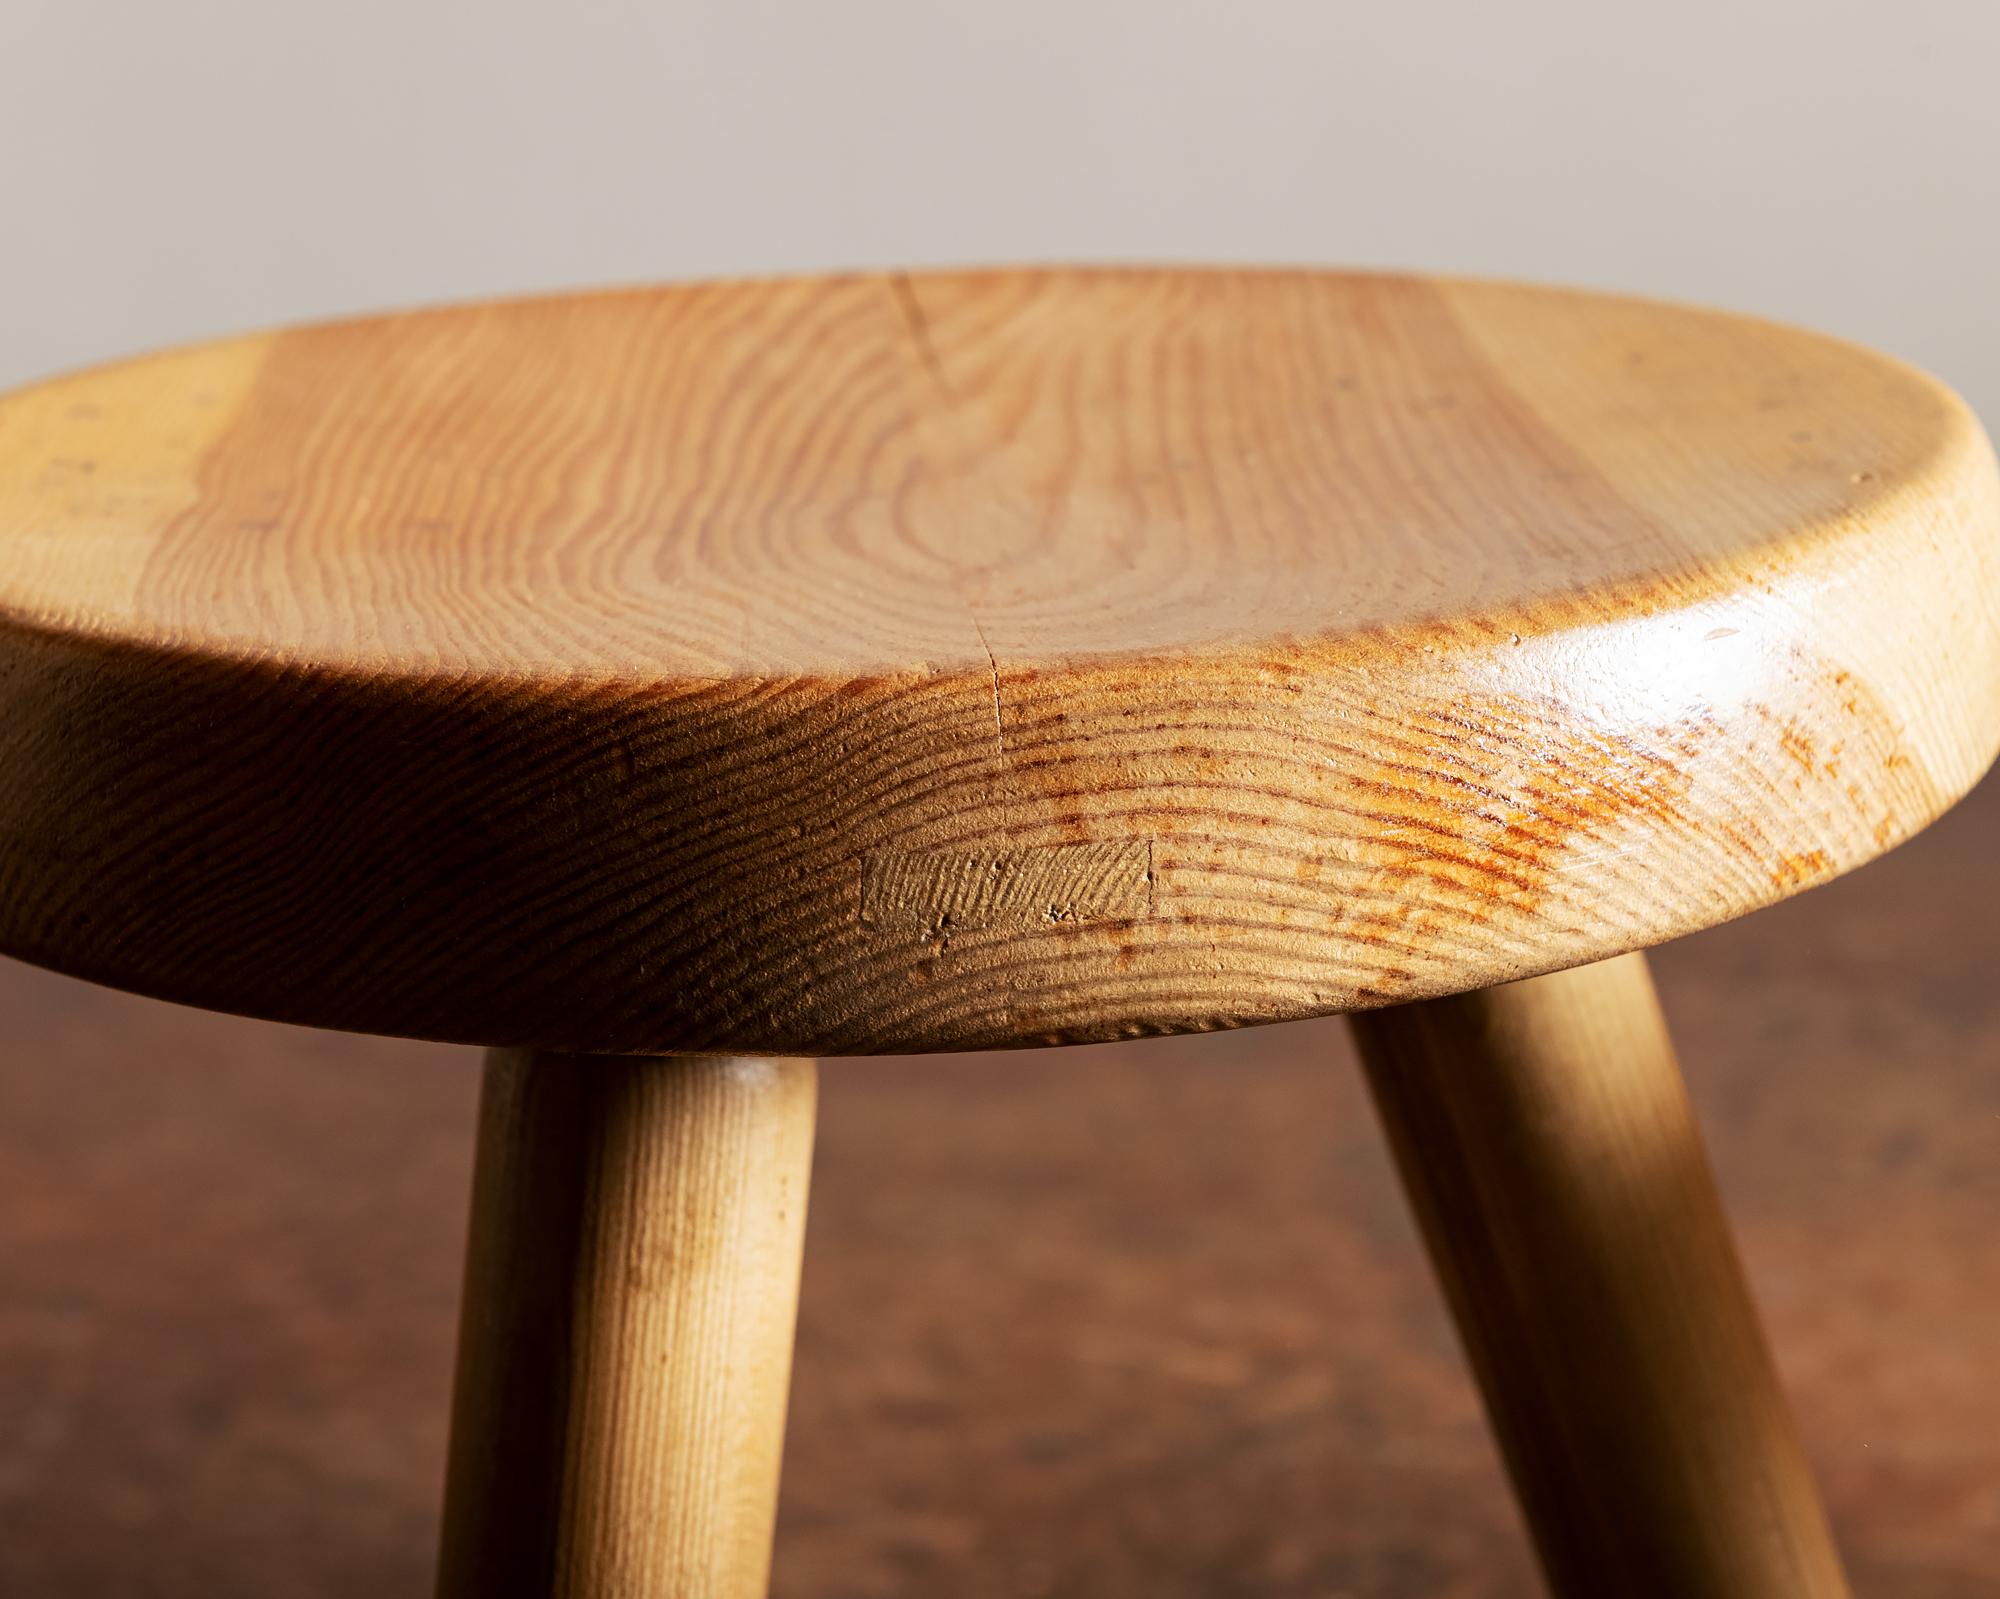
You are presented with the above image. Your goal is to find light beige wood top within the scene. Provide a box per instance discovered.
[0,269,1995,1053]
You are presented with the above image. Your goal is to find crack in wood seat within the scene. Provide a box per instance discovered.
[7,267,1995,1599]
[1,268,1996,1057]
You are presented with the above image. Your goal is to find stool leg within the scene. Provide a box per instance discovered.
[435,1051,816,1599]
[1349,952,1849,1598]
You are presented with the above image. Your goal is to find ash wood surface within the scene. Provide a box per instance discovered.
[1352,953,1849,1598]
[435,1051,814,1599]
[0,269,1995,1052]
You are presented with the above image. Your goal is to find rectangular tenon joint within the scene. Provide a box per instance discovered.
[860,841,1152,933]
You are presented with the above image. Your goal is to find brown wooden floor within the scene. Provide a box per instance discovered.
[2,778,1997,1598]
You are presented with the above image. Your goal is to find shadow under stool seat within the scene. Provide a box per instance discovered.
[1,268,1996,1598]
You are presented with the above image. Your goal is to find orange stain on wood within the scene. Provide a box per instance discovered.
[0,268,1995,1052]
[1772,850,1833,890]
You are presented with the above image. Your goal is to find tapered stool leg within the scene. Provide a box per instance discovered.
[1350,952,1848,1598]
[436,1051,816,1599]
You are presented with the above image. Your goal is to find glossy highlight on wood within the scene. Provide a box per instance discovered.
[0,269,1996,1053]
[435,1052,815,1599]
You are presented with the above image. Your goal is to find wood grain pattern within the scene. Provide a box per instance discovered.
[0,269,1995,1053]
[435,1051,814,1599]
[860,841,1152,936]
[1352,953,1849,1598]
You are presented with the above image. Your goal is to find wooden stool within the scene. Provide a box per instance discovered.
[1,270,1995,1597]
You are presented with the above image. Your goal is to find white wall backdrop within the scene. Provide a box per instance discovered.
[5,1,1997,420]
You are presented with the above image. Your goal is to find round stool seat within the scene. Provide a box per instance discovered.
[1,268,1995,1053]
